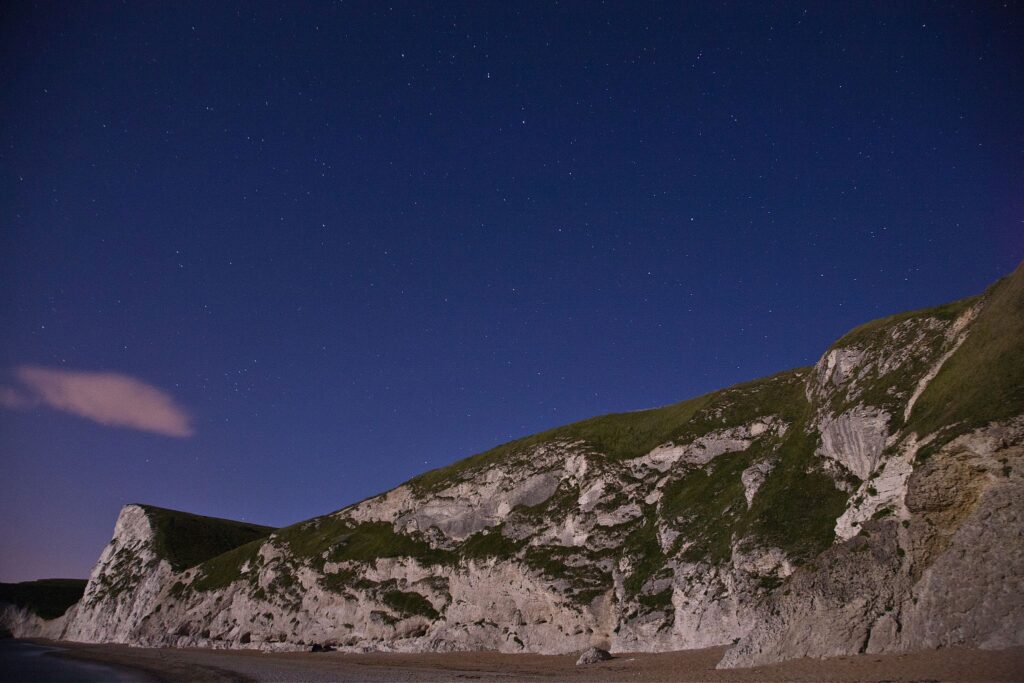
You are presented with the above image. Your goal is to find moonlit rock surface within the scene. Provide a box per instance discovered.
[2,279,1022,670]
[576,646,613,664]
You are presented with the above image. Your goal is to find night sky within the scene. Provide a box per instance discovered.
[2,3,1022,581]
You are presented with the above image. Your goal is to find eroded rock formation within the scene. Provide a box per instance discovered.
[4,262,1022,667]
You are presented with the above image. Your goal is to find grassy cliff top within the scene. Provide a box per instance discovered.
[409,367,810,493]
[830,294,979,351]
[0,578,87,620]
[908,261,1024,448]
[137,504,276,571]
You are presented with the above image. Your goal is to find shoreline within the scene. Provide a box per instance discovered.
[24,639,1024,682]
[0,639,159,682]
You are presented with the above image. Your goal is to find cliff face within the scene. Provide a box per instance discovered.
[60,504,177,643]
[718,416,1024,666]
[4,262,1022,666]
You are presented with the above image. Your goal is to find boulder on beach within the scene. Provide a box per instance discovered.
[576,647,613,665]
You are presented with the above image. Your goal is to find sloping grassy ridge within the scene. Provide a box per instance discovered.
[410,368,810,494]
[139,505,276,571]
[181,367,846,599]
[142,263,1021,616]
[908,263,1024,450]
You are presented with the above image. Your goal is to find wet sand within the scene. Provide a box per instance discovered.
[32,639,1024,683]
[0,640,156,682]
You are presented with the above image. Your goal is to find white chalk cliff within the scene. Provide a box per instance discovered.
[4,262,1023,668]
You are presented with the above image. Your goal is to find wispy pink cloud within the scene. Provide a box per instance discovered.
[0,385,38,410]
[3,366,194,438]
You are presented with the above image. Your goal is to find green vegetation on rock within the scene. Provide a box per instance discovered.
[289,519,452,567]
[621,514,666,595]
[90,545,149,602]
[746,424,848,559]
[662,450,752,563]
[523,545,613,605]
[459,525,524,560]
[380,587,439,620]
[192,517,455,592]
[319,567,376,594]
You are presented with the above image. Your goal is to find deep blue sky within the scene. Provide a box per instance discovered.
[1,2,1022,581]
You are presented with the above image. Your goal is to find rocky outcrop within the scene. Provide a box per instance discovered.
[60,504,175,643]
[628,418,784,475]
[0,603,66,640]
[833,446,914,541]
[899,420,1024,651]
[740,460,774,506]
[576,646,613,664]
[816,406,890,481]
[720,417,1024,667]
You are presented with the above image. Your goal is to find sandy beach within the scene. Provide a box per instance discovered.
[28,640,1024,683]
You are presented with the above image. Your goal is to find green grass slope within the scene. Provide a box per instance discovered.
[138,505,276,571]
[908,261,1024,450]
[0,578,87,620]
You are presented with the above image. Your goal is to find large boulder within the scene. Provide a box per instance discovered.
[576,647,613,665]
